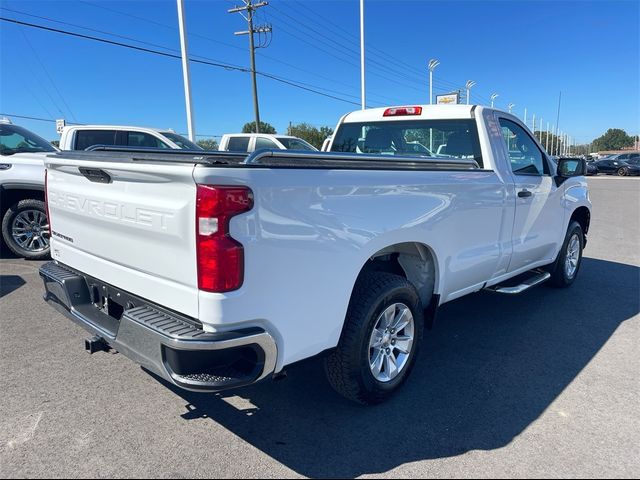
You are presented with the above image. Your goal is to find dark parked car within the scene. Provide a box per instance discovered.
[606,152,640,162]
[593,158,640,176]
[586,161,599,176]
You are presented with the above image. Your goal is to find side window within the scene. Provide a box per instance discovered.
[126,132,169,149]
[227,137,250,152]
[75,130,117,150]
[499,119,548,175]
[255,137,277,150]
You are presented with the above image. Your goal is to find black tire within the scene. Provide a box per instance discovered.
[617,167,628,176]
[548,221,584,288]
[1,199,50,260]
[324,272,424,405]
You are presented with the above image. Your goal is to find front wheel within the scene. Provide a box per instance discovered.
[324,272,424,405]
[1,199,51,260]
[548,221,584,288]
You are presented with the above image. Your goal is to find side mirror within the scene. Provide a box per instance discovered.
[557,157,586,178]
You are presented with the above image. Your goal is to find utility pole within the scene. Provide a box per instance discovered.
[229,0,271,133]
[176,0,195,141]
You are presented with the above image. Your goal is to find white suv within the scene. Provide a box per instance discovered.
[218,133,317,153]
[0,120,57,259]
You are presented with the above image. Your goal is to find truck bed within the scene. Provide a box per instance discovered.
[53,147,481,171]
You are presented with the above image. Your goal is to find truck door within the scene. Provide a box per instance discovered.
[498,117,564,273]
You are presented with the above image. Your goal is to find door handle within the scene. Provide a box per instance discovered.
[518,189,532,198]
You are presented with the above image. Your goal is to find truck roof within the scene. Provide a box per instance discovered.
[341,104,482,123]
[221,133,302,139]
[63,125,175,133]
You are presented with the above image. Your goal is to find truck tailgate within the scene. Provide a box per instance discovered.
[46,157,199,318]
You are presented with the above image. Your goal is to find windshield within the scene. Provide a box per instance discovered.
[160,132,202,150]
[0,124,56,155]
[276,137,317,151]
[330,119,482,166]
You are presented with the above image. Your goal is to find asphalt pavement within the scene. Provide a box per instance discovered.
[1,176,638,478]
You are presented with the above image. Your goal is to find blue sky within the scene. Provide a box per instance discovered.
[1,0,638,144]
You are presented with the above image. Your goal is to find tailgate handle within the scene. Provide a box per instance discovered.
[79,167,112,184]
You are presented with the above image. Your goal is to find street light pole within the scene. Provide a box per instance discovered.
[490,93,498,108]
[508,103,515,113]
[545,122,550,151]
[465,80,476,105]
[539,117,543,142]
[360,0,366,110]
[524,108,527,125]
[176,0,195,141]
[428,59,440,105]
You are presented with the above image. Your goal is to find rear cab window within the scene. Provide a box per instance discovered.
[330,119,483,167]
[255,137,278,150]
[126,131,170,149]
[276,137,317,151]
[74,130,117,150]
[227,137,251,153]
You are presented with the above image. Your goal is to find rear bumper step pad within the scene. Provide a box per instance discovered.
[40,261,277,392]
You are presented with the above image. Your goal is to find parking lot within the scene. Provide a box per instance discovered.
[0,176,638,478]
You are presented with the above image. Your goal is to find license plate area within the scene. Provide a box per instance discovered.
[87,282,136,322]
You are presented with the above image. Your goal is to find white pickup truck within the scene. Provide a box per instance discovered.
[39,105,591,405]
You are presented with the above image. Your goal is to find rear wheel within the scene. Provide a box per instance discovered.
[617,167,628,176]
[548,221,584,288]
[1,199,50,260]
[325,272,424,405]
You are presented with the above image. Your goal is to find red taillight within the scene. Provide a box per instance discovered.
[196,185,253,293]
[383,106,423,117]
[44,169,51,236]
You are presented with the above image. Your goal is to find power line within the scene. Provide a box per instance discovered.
[284,0,465,91]
[3,4,395,105]
[1,16,362,107]
[0,113,81,124]
[18,28,77,122]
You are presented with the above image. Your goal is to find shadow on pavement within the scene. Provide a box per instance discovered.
[0,275,26,298]
[156,257,638,478]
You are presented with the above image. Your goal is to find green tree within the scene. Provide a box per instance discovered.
[196,138,218,150]
[592,128,634,151]
[287,123,334,149]
[242,121,276,134]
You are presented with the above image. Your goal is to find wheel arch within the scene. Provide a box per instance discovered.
[0,186,45,217]
[355,241,440,311]
[570,206,591,236]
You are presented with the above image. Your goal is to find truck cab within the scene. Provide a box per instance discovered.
[218,133,317,153]
[59,125,202,151]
